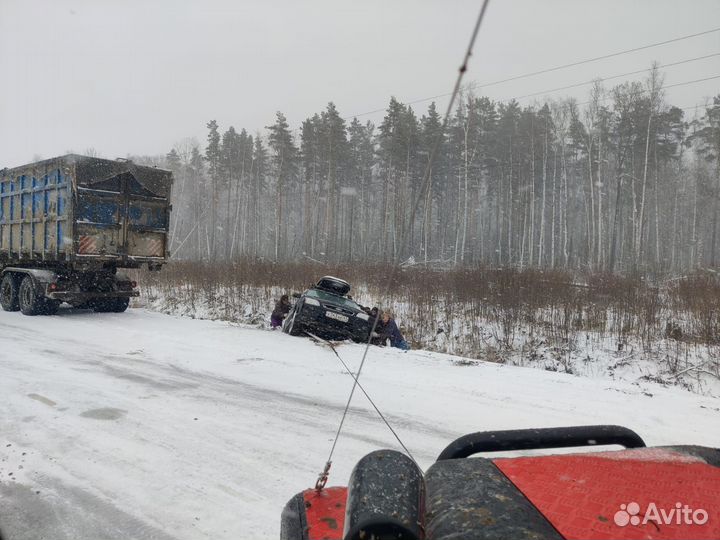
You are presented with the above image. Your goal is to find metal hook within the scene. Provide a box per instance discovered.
[315,461,331,492]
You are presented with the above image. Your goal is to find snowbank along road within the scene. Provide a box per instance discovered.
[0,308,718,539]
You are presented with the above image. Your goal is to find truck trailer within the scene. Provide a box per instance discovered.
[0,154,173,315]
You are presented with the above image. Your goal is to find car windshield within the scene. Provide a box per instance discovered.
[305,288,361,310]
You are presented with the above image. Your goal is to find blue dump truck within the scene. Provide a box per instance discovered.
[0,154,173,315]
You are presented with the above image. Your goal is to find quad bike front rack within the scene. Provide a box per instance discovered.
[436,424,647,460]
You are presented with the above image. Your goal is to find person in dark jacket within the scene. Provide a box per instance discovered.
[375,310,410,350]
[270,294,291,329]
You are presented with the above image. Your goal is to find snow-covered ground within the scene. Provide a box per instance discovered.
[141,284,720,395]
[1,307,719,540]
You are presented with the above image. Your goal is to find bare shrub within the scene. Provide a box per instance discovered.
[137,261,720,371]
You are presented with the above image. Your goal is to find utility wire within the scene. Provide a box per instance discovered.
[510,53,720,102]
[664,74,720,90]
[472,28,720,90]
[571,74,720,108]
[344,27,720,120]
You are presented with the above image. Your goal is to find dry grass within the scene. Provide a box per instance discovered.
[138,260,720,352]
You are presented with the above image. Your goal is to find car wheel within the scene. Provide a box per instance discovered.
[0,274,20,312]
[18,276,43,316]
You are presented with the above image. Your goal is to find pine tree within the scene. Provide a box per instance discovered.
[378,97,411,261]
[348,118,376,259]
[267,112,296,260]
[319,102,349,261]
[166,148,181,171]
[251,134,268,258]
[220,126,241,257]
[419,102,445,262]
[689,96,720,265]
[189,145,206,259]
[205,120,222,259]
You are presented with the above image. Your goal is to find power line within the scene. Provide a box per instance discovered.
[344,26,720,121]
[572,74,720,107]
[293,72,718,138]
[665,74,720,90]
[343,72,720,125]
[511,53,720,102]
[474,28,720,89]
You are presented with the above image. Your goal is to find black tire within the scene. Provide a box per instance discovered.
[18,276,43,316]
[0,274,20,312]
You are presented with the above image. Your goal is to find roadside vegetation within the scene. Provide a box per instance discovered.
[139,260,720,394]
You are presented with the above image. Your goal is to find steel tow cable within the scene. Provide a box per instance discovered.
[306,328,419,480]
[314,0,492,491]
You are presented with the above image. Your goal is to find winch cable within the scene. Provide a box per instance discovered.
[314,0,492,491]
[305,330,418,467]
[314,311,381,490]
[400,0,491,259]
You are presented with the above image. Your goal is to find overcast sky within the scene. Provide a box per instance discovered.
[1,0,719,168]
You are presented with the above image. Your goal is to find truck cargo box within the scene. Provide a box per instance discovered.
[0,154,173,269]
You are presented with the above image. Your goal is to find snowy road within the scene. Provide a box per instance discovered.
[1,308,718,539]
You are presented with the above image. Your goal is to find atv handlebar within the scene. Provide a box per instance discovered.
[437,425,646,461]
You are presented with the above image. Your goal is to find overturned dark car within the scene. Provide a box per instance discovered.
[282,276,371,342]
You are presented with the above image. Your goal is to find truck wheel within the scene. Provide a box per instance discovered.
[18,276,43,316]
[0,274,20,312]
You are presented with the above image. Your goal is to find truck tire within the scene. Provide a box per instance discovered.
[0,274,20,312]
[18,276,44,316]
